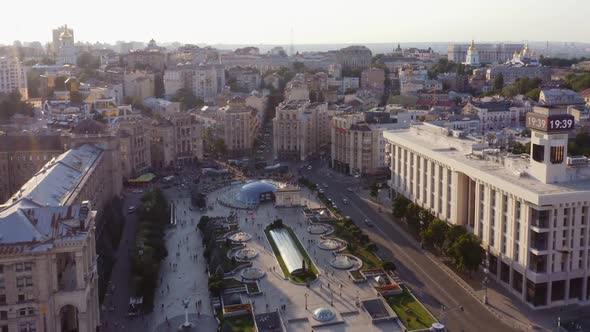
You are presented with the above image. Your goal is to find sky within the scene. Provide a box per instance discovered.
[2,0,589,45]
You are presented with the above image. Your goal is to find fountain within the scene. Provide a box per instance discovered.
[228,231,252,243]
[318,238,345,251]
[234,248,258,261]
[307,223,334,235]
[312,307,336,322]
[330,255,355,270]
[240,267,266,280]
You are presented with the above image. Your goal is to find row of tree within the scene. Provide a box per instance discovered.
[565,72,590,92]
[392,195,484,274]
[130,189,169,310]
[489,74,541,101]
[0,90,34,123]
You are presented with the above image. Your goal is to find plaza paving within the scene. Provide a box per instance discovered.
[102,183,406,331]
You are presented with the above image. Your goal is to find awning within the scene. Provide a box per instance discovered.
[128,173,156,183]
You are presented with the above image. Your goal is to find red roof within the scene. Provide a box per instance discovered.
[580,88,590,98]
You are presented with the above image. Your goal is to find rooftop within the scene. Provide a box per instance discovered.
[384,124,590,205]
[4,144,103,207]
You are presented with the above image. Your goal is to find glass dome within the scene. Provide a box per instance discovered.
[312,308,336,322]
[235,181,277,204]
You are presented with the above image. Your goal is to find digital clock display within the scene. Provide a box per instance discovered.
[526,113,574,132]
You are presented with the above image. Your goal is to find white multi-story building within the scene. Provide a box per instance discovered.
[384,107,590,309]
[464,100,520,131]
[337,46,372,69]
[0,57,28,99]
[164,63,225,102]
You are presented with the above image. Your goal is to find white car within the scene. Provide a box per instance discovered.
[132,189,143,194]
[127,206,136,214]
[307,166,312,170]
[342,198,349,204]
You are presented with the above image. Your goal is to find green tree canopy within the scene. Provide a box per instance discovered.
[448,233,484,274]
[171,88,204,111]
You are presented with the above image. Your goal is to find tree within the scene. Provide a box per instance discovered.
[381,260,396,272]
[492,73,504,91]
[392,195,410,218]
[171,88,203,111]
[443,225,467,255]
[420,219,449,249]
[448,233,484,274]
[526,87,541,101]
[0,90,34,123]
[154,74,165,98]
[292,61,305,72]
[76,51,101,69]
[92,112,107,124]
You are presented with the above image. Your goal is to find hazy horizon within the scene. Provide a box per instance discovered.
[2,0,589,45]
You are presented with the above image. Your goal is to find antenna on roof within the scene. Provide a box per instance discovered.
[289,27,295,56]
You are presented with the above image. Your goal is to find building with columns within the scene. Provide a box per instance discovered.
[384,106,590,309]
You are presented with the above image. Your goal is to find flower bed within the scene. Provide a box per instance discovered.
[375,283,402,296]
[384,286,437,331]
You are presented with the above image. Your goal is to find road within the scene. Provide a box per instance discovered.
[302,159,518,332]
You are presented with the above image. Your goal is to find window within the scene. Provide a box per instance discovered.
[0,295,5,305]
[0,279,3,289]
[532,144,544,162]
[15,263,23,272]
[0,311,6,320]
[550,146,564,164]
[24,262,32,271]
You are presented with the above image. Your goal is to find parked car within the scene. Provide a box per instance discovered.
[322,183,328,188]
[127,206,136,214]
[342,198,349,204]
[346,187,354,192]
[364,219,373,227]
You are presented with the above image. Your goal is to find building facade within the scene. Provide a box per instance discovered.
[55,25,76,66]
[0,135,64,203]
[464,100,519,131]
[0,57,28,99]
[272,100,334,161]
[148,111,203,168]
[337,46,372,70]
[384,107,590,309]
[123,71,155,103]
[448,43,524,64]
[118,119,152,179]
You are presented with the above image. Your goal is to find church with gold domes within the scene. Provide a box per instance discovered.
[463,40,480,67]
[56,24,77,66]
[506,43,540,67]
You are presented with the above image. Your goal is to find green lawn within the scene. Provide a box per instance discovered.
[385,286,437,331]
[221,314,255,332]
[264,226,317,284]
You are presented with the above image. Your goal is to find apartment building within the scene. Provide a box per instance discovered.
[0,200,99,332]
[331,112,399,175]
[219,103,259,156]
[273,100,334,161]
[149,111,203,169]
[0,57,28,99]
[0,135,64,203]
[464,100,520,131]
[384,107,590,308]
[119,119,152,179]
[123,70,155,103]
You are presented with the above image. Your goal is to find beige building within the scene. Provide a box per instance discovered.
[275,185,301,207]
[218,103,259,156]
[337,45,372,69]
[123,70,155,103]
[0,135,64,204]
[0,143,114,331]
[360,67,385,95]
[119,119,152,179]
[273,100,335,161]
[149,111,203,169]
[384,107,590,309]
[0,200,99,332]
[0,57,28,99]
[331,112,399,176]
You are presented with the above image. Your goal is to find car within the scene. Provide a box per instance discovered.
[132,189,143,194]
[346,187,354,192]
[127,206,136,214]
[332,204,338,209]
[318,189,324,194]
[364,219,374,227]
[322,183,328,188]
[307,166,312,170]
[342,198,349,204]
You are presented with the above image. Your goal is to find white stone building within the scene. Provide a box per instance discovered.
[56,25,76,66]
[0,57,28,99]
[384,107,590,309]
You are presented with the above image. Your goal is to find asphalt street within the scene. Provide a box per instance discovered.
[302,159,518,332]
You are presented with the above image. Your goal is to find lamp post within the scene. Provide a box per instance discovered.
[304,293,309,310]
[483,247,490,305]
[181,298,192,329]
[330,289,333,307]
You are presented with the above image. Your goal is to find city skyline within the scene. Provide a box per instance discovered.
[2,0,590,45]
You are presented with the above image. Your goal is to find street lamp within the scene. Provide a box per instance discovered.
[181,298,192,329]
[304,293,309,310]
[483,247,490,305]
[330,289,333,307]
